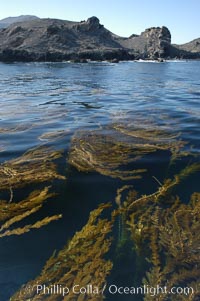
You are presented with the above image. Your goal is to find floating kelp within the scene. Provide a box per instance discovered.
[0,124,33,134]
[38,129,70,142]
[0,145,65,237]
[70,113,194,180]
[11,204,115,301]
[69,121,190,180]
[111,120,190,165]
[0,146,66,191]
[0,187,62,238]
[69,130,147,180]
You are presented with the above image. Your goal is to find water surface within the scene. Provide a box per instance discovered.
[0,61,199,300]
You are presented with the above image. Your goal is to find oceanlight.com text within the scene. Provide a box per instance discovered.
[107,284,194,296]
[21,283,194,298]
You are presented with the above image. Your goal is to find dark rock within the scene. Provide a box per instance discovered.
[8,26,23,36]
[171,38,200,59]
[86,16,100,27]
[141,26,171,59]
[116,26,172,59]
[129,34,139,38]
[0,15,199,62]
[47,24,62,35]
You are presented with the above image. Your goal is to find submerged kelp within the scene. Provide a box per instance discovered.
[118,167,200,300]
[8,161,200,300]
[111,119,191,166]
[68,121,200,300]
[69,119,190,180]
[142,194,200,301]
[4,117,199,301]
[11,204,115,301]
[0,146,65,191]
[0,145,65,238]
[0,124,33,134]
[0,187,62,238]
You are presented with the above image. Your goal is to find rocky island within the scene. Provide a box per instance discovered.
[0,15,199,62]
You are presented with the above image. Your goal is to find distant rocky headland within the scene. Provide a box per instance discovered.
[0,15,199,62]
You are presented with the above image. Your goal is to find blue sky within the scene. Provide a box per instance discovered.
[0,0,199,44]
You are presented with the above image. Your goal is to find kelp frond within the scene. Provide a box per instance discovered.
[0,187,62,238]
[126,163,200,212]
[0,146,66,191]
[0,214,62,238]
[0,124,33,134]
[108,156,199,301]
[11,204,115,301]
[38,129,70,142]
[69,117,194,181]
[69,130,147,180]
[111,119,193,166]
[125,187,200,301]
[112,122,179,142]
[146,195,200,300]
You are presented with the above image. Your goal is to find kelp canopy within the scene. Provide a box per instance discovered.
[68,119,189,180]
[0,146,65,191]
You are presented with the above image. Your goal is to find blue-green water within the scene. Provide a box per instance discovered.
[0,61,199,300]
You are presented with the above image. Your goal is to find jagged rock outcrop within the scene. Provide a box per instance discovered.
[117,26,171,59]
[0,16,199,62]
[85,16,101,30]
[141,26,171,58]
[0,17,130,62]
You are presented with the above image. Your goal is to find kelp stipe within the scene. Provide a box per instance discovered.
[114,185,133,244]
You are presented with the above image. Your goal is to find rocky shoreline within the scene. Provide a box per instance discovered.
[0,16,199,62]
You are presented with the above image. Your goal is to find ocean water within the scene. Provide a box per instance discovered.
[0,61,199,300]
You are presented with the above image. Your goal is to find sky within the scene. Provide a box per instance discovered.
[0,0,199,44]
